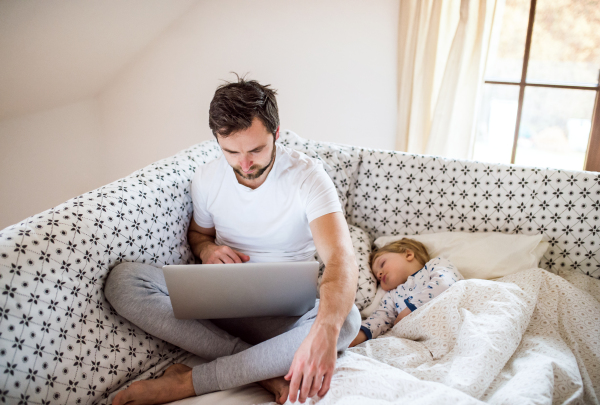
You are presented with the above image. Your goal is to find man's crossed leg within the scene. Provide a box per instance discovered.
[104,262,361,404]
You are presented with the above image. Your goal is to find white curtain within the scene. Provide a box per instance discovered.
[396,0,497,159]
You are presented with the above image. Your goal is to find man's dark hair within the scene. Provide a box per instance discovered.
[209,75,279,138]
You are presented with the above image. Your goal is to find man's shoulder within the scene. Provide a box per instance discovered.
[191,155,227,195]
[193,155,226,181]
[276,143,324,177]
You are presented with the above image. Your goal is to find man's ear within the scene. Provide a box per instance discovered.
[275,126,280,141]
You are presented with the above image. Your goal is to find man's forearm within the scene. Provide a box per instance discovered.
[188,230,216,261]
[314,256,358,331]
[307,212,359,333]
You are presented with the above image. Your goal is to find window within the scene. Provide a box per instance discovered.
[473,0,600,171]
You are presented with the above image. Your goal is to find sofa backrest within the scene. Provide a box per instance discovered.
[347,149,600,279]
[0,141,222,404]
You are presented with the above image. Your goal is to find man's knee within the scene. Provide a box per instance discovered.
[104,262,147,311]
[337,305,361,351]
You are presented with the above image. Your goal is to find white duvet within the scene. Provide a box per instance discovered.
[273,268,600,405]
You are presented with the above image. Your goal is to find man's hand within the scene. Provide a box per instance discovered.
[200,244,250,264]
[394,307,412,325]
[188,218,250,264]
[284,324,338,403]
[284,212,358,403]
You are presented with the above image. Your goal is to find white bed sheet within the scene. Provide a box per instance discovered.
[119,268,599,405]
[259,268,600,404]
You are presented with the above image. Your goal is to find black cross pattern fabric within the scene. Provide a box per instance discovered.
[347,149,600,278]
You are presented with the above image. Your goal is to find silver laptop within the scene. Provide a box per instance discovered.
[162,261,319,319]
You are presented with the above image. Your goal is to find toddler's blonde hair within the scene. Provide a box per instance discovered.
[370,238,430,270]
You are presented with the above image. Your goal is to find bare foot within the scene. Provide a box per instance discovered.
[113,364,196,405]
[258,376,290,404]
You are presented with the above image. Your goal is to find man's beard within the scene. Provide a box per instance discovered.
[233,142,276,180]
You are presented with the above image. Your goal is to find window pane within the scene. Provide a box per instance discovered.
[484,0,530,81]
[514,87,596,170]
[527,0,600,84]
[472,83,520,164]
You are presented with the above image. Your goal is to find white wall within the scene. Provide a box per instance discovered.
[0,0,198,120]
[1,0,399,229]
[0,99,105,229]
[100,0,400,182]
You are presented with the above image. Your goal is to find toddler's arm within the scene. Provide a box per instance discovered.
[356,291,399,343]
[349,329,368,347]
[404,257,463,312]
[394,307,411,325]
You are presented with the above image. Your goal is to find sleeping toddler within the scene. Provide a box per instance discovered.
[349,238,463,347]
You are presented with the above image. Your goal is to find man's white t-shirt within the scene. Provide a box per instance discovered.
[191,143,342,263]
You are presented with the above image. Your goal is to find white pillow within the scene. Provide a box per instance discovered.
[374,232,549,280]
[316,225,378,311]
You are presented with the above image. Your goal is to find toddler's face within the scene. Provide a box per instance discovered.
[371,251,422,291]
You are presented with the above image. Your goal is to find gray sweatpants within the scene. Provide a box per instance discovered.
[104,262,361,395]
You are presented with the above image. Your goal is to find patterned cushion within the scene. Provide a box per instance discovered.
[315,224,377,311]
[349,225,377,310]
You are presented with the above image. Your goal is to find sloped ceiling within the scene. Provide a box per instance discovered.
[0,0,198,120]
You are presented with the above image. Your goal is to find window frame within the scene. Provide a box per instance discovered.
[484,0,600,172]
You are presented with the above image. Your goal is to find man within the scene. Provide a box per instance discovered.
[104,77,361,404]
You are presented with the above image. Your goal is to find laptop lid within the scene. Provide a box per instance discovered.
[162,261,319,319]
